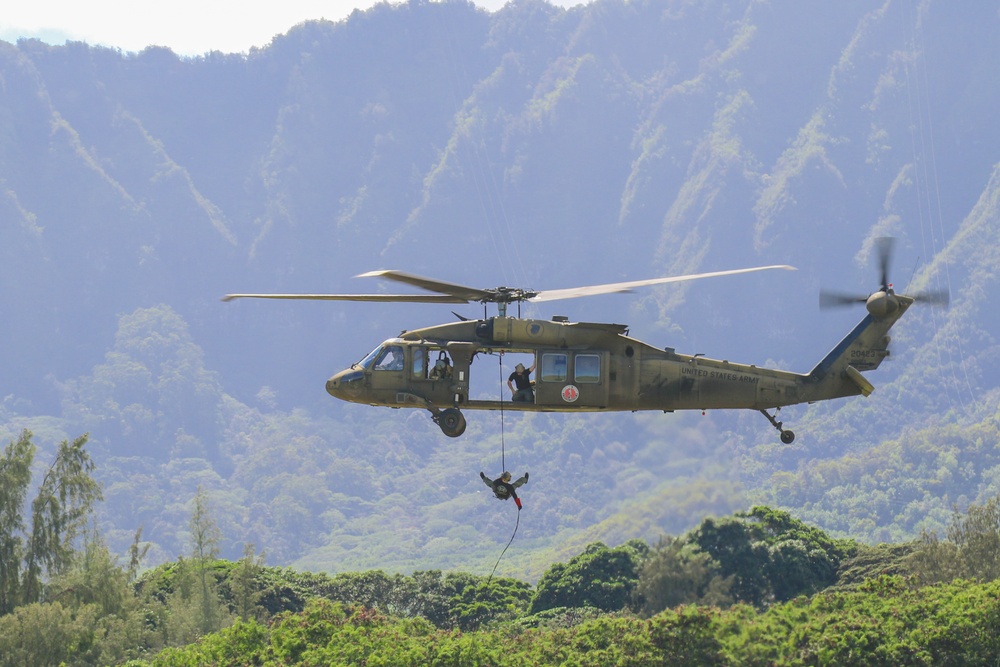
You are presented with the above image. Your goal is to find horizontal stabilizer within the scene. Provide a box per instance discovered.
[845,365,875,397]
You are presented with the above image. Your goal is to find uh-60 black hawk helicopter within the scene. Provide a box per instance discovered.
[223,238,947,442]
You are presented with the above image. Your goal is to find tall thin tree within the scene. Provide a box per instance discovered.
[22,434,102,605]
[0,431,34,615]
[189,486,223,635]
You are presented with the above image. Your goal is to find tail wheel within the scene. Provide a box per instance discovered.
[438,408,467,437]
[760,409,795,445]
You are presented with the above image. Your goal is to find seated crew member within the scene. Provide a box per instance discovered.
[507,362,535,402]
[480,471,529,509]
[429,354,452,380]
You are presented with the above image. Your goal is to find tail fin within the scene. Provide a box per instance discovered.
[807,297,912,393]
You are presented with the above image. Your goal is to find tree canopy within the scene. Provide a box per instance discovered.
[3,456,1000,667]
[0,430,101,615]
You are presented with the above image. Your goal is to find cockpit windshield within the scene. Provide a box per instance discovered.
[356,345,382,369]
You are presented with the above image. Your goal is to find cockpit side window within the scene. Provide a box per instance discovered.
[374,345,405,371]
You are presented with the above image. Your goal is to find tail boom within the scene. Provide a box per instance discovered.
[797,296,913,403]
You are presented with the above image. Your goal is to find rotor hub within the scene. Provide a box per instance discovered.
[866,290,899,318]
[481,287,539,304]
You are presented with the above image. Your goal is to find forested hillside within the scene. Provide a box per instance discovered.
[4,450,1000,667]
[0,0,998,576]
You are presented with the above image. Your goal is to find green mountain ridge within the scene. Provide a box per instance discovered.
[0,0,998,576]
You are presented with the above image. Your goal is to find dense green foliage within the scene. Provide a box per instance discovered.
[754,415,1000,543]
[6,462,1000,666]
[688,506,858,606]
[130,578,1000,667]
[530,540,648,614]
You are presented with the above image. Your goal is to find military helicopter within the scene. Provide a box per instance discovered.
[223,239,946,442]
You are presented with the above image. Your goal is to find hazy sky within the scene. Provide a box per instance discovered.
[1,0,582,57]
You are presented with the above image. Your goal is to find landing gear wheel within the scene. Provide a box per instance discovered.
[759,408,795,445]
[437,408,467,437]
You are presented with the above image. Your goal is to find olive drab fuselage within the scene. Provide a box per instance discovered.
[326,294,911,440]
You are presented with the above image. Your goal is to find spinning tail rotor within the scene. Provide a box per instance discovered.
[819,238,949,316]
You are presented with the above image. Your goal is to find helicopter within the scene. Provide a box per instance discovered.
[223,239,947,442]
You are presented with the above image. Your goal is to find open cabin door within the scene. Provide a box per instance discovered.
[534,350,610,408]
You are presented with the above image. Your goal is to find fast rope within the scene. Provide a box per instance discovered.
[485,353,519,585]
[498,353,506,471]
[487,507,520,585]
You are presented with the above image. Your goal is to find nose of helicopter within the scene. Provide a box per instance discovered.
[326,368,365,401]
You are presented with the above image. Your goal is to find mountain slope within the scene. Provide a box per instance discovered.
[0,0,997,576]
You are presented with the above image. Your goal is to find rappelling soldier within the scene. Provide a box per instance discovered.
[480,471,528,509]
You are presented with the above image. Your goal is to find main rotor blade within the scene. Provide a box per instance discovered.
[221,293,467,304]
[224,265,797,306]
[357,270,493,302]
[529,265,797,303]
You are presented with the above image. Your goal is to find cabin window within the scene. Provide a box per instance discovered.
[541,353,567,382]
[412,348,426,378]
[575,354,601,383]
